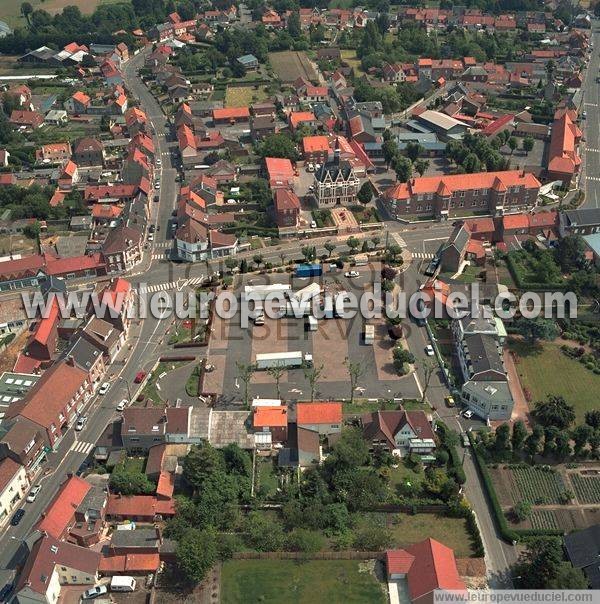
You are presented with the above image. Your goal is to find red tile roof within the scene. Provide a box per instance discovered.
[302,135,329,154]
[99,553,160,573]
[296,402,342,425]
[548,110,581,177]
[0,457,21,491]
[253,406,288,428]
[6,360,89,430]
[106,494,176,519]
[289,111,316,129]
[502,213,529,230]
[274,188,300,212]
[464,217,495,234]
[385,170,540,201]
[45,253,103,276]
[156,470,175,499]
[36,476,91,538]
[528,210,558,229]
[212,107,250,120]
[480,113,514,136]
[386,549,416,575]
[32,296,59,346]
[72,91,91,105]
[265,157,294,183]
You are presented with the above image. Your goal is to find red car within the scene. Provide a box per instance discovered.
[134,371,147,384]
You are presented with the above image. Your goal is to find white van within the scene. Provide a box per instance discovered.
[110,576,137,592]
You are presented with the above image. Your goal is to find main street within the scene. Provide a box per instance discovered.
[581,20,600,208]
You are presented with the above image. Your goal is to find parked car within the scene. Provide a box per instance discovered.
[98,382,110,395]
[134,371,147,384]
[345,271,360,278]
[116,399,127,412]
[425,345,435,356]
[75,415,88,431]
[463,409,473,419]
[444,395,455,407]
[82,585,108,600]
[310,221,317,228]
[149,224,156,233]
[26,484,42,503]
[0,582,14,602]
[10,509,24,526]
[154,182,160,189]
[582,110,587,119]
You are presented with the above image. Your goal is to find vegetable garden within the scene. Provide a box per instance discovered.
[570,473,600,504]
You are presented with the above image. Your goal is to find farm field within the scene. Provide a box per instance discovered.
[0,0,123,28]
[340,49,365,75]
[490,465,566,505]
[569,472,600,504]
[221,560,386,604]
[268,51,319,84]
[225,85,270,107]
[509,340,600,423]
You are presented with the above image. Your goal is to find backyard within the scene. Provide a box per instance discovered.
[0,0,120,27]
[509,340,599,422]
[225,85,270,107]
[221,560,386,604]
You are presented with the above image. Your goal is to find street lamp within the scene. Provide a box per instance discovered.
[118,377,133,402]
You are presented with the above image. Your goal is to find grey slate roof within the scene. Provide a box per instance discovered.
[463,333,505,377]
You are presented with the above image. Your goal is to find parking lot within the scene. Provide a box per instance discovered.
[204,264,422,403]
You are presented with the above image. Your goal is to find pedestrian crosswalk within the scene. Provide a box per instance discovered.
[71,441,94,455]
[138,277,205,294]
[587,176,600,182]
[412,252,435,259]
[390,233,407,248]
[153,241,172,249]
[586,148,600,153]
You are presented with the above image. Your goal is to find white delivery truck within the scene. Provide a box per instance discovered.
[255,351,313,370]
[364,324,375,345]
[307,316,318,331]
[110,576,137,592]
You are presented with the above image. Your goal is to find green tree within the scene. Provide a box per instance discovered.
[176,528,218,584]
[555,430,572,460]
[258,133,298,160]
[287,11,301,37]
[585,409,600,429]
[324,241,336,257]
[522,136,534,156]
[511,420,527,452]
[494,423,511,457]
[513,500,532,522]
[222,443,251,476]
[357,181,374,204]
[225,256,238,273]
[303,362,324,403]
[404,142,424,162]
[109,461,155,495]
[267,364,285,400]
[382,138,399,168]
[533,395,576,430]
[182,442,225,492]
[244,511,285,551]
[20,2,33,25]
[285,528,325,553]
[393,155,412,183]
[252,253,264,268]
[572,424,593,456]
[352,522,392,550]
[507,136,518,155]
[515,317,558,346]
[525,425,544,462]
[236,361,255,408]
[413,158,429,177]
[393,346,415,375]
[346,236,360,252]
[343,357,365,404]
[554,235,585,272]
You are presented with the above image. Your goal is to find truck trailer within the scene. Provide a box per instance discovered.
[255,351,313,370]
[295,264,322,278]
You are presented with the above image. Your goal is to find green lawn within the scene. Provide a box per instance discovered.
[387,513,475,558]
[510,340,599,423]
[256,458,279,498]
[221,560,385,604]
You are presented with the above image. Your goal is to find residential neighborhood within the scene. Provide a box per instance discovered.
[0,0,597,601]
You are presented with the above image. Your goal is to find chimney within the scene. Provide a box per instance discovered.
[66,355,75,367]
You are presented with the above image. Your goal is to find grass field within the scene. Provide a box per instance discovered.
[340,49,365,75]
[509,340,599,423]
[0,0,123,27]
[221,560,385,604]
[225,85,269,107]
[387,513,476,558]
[268,51,318,84]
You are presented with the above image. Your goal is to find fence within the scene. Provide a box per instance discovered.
[232,551,382,560]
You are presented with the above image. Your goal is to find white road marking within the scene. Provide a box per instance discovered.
[71,441,94,455]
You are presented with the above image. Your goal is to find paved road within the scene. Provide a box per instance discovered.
[582,20,600,209]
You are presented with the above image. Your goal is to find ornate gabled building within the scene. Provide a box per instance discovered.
[313,144,360,208]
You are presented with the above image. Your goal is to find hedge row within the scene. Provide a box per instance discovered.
[436,421,466,485]
[469,434,519,543]
[505,253,566,291]
[469,435,564,541]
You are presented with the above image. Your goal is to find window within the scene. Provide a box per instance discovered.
[130,437,140,442]
[473,189,479,196]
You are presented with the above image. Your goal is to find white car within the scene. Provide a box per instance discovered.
[425,345,435,356]
[98,382,110,395]
[463,409,474,419]
[82,585,108,600]
[147,233,154,242]
[156,158,162,165]
[345,271,360,278]
[26,484,41,503]
[154,182,160,189]
[75,416,87,431]
[310,221,317,228]
[116,399,127,412]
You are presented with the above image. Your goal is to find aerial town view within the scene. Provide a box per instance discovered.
[0,0,598,601]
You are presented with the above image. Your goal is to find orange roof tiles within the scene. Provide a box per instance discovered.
[548,110,581,177]
[99,553,160,573]
[289,111,316,129]
[296,402,342,425]
[212,107,250,120]
[33,296,59,346]
[253,406,288,428]
[302,135,329,154]
[72,91,90,105]
[36,476,91,538]
[385,170,540,201]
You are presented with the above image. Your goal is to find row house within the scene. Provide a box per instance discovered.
[101,224,143,273]
[381,170,541,220]
[4,358,94,449]
[84,184,138,204]
[36,142,71,164]
[0,458,29,528]
[546,108,581,186]
[73,137,104,167]
[314,148,360,208]
[0,419,48,480]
